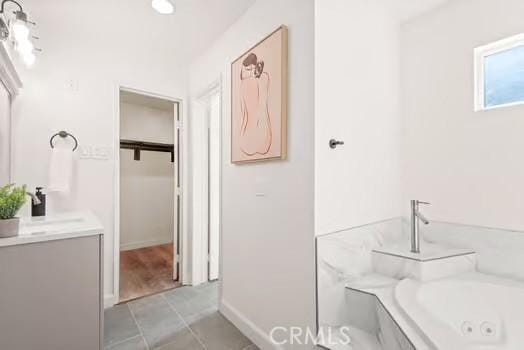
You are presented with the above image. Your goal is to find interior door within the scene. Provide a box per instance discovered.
[173,102,180,281]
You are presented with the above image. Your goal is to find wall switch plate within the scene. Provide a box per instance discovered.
[66,79,80,92]
[79,146,110,160]
[255,177,268,197]
[60,79,80,92]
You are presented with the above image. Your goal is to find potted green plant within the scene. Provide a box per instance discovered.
[0,184,27,238]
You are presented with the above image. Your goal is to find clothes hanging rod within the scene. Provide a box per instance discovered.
[120,139,174,162]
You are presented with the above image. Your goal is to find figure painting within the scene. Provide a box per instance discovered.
[231,25,288,163]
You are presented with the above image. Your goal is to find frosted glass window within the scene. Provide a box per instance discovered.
[484,45,524,108]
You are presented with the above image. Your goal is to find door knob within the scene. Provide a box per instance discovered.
[329,139,344,149]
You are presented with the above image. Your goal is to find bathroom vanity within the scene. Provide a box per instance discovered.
[0,212,104,350]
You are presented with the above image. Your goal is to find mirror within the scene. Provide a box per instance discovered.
[0,79,11,184]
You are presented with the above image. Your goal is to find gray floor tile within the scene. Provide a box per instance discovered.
[103,282,246,350]
[165,282,219,302]
[183,305,219,326]
[195,281,219,294]
[129,294,186,349]
[156,327,204,350]
[242,344,260,350]
[165,286,200,302]
[106,335,148,350]
[189,312,252,350]
[104,304,141,348]
[164,283,219,325]
[195,288,218,304]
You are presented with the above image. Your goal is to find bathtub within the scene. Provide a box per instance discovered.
[394,272,524,350]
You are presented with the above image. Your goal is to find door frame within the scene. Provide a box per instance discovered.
[193,78,223,284]
[113,84,188,304]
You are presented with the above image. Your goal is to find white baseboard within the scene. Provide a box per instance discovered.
[120,237,173,251]
[220,299,283,350]
[104,293,117,309]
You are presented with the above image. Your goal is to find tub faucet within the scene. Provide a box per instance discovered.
[26,191,41,206]
[411,200,430,254]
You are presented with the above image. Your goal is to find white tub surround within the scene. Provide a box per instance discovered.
[421,221,524,282]
[317,218,434,350]
[396,272,524,350]
[372,243,476,281]
[0,211,103,248]
[344,277,432,350]
[373,242,475,262]
[317,218,524,350]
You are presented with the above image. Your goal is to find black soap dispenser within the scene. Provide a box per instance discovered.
[32,187,46,217]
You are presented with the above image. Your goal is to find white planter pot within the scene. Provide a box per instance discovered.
[0,218,20,238]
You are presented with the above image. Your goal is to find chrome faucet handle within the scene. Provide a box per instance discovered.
[417,201,431,205]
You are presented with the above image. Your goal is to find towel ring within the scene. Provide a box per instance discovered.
[50,131,78,151]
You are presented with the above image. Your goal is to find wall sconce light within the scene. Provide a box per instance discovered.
[0,0,39,66]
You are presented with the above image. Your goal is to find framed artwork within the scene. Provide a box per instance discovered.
[231,25,288,163]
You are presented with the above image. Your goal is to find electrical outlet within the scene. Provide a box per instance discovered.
[61,79,80,92]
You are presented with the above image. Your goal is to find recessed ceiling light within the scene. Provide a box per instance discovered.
[152,0,175,15]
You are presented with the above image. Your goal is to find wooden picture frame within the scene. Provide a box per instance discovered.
[231,25,288,163]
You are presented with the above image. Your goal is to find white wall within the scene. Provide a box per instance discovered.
[315,0,403,235]
[10,0,188,305]
[401,0,524,231]
[120,101,174,251]
[189,0,316,348]
[120,102,174,144]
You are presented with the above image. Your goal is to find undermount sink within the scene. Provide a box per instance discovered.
[21,217,85,227]
[19,215,88,236]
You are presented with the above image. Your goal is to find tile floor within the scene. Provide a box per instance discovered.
[105,282,257,350]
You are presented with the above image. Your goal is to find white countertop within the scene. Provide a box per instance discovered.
[0,211,104,248]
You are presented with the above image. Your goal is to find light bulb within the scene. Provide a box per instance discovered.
[152,0,174,14]
[22,52,35,66]
[11,20,29,41]
[16,38,33,54]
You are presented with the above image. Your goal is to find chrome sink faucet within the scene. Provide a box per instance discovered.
[411,200,430,254]
[26,191,41,206]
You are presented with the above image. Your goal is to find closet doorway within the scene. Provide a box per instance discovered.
[117,88,181,303]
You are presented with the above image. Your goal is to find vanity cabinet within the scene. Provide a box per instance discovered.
[0,233,104,350]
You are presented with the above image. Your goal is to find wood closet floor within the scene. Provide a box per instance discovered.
[119,244,180,303]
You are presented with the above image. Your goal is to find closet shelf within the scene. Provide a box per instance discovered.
[120,139,174,162]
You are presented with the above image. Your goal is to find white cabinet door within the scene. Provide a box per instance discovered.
[0,236,103,350]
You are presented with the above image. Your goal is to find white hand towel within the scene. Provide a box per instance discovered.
[48,147,73,193]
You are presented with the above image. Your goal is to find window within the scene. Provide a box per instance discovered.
[474,33,524,111]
